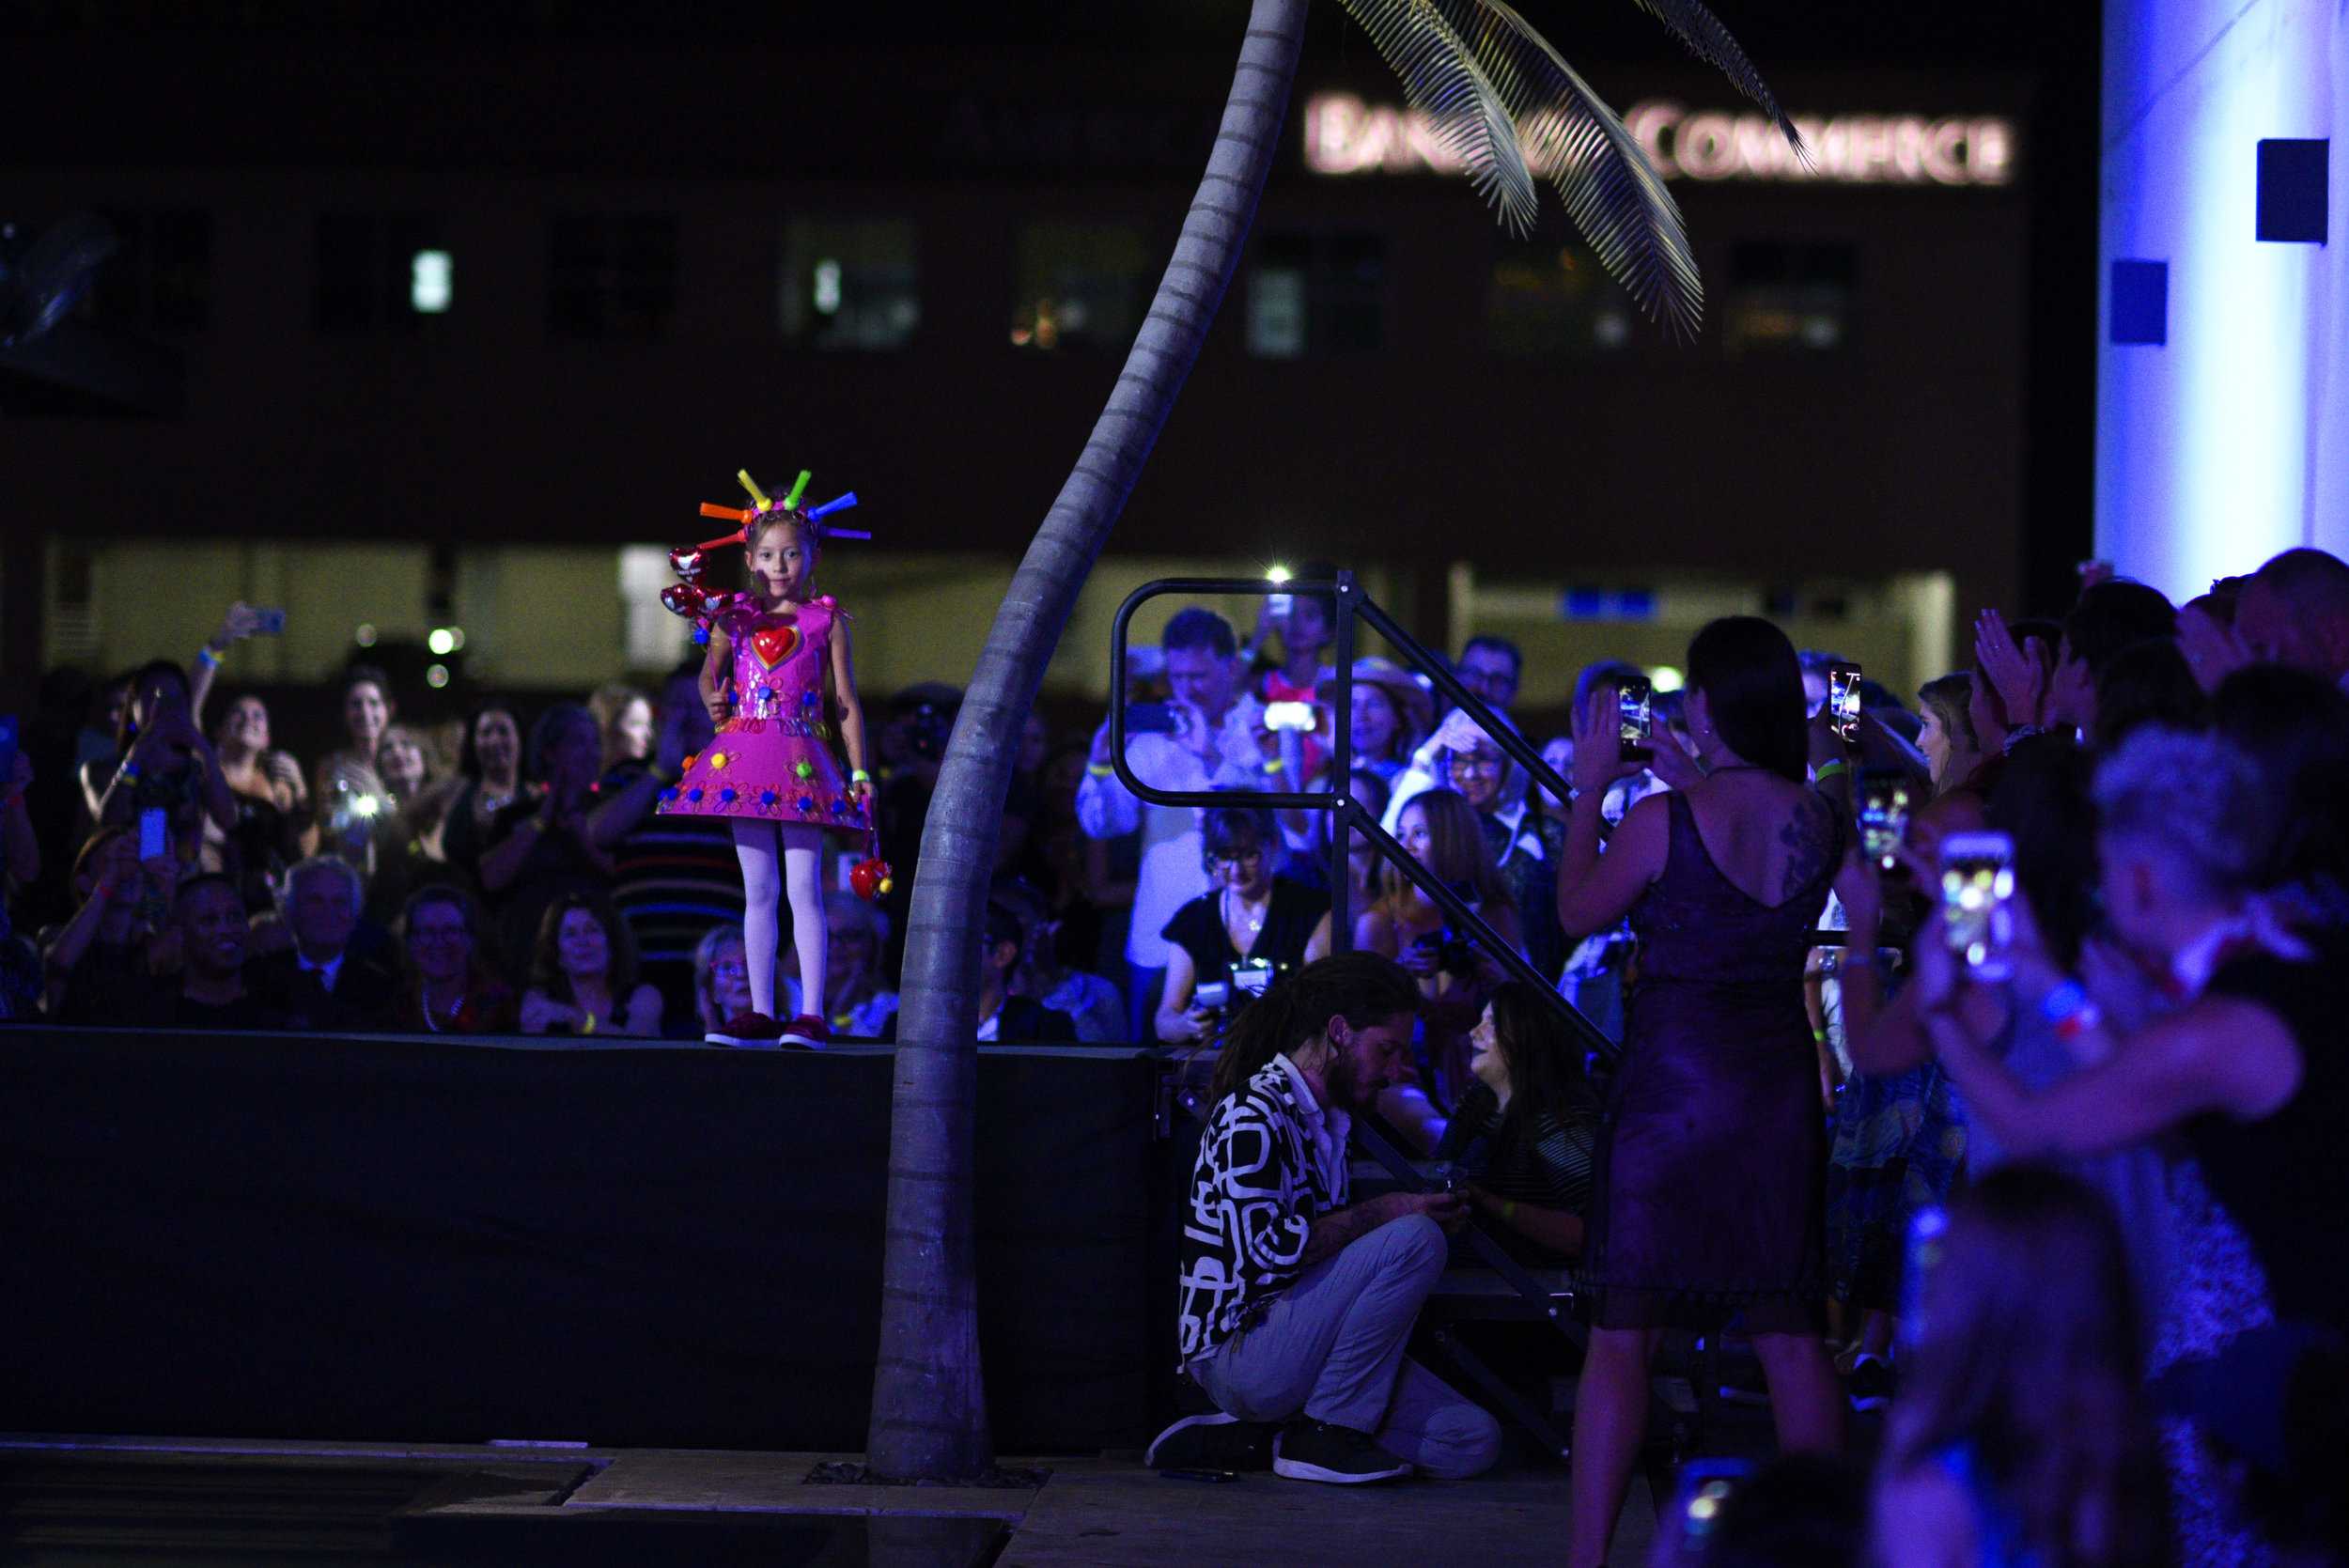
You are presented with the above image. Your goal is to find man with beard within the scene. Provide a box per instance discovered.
[1152,953,1501,1484]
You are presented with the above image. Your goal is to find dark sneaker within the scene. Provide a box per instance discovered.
[1846,1353,1896,1413]
[1145,1411,1277,1473]
[1271,1419,1411,1484]
[779,1014,832,1048]
[707,1011,784,1048]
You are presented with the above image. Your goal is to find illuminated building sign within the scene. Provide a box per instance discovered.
[1302,92,2016,188]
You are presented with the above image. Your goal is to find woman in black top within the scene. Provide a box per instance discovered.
[1154,804,1331,1043]
[1438,980,1599,1262]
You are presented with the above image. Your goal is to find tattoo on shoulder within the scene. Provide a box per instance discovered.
[1778,797,1833,901]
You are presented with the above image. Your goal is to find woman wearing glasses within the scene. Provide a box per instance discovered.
[1153,804,1331,1044]
[691,924,754,1040]
[394,884,516,1034]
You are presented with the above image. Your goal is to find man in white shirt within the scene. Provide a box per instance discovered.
[1156,953,1498,1484]
[1080,609,1267,1036]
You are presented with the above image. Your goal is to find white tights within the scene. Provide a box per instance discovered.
[732,820,827,1022]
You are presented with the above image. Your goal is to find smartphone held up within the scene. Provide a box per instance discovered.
[1616,677,1654,764]
[1939,831,2015,980]
[1827,661,1862,743]
[1858,768,1912,870]
[1263,700,1317,734]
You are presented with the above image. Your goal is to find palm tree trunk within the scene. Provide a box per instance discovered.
[864,0,1309,1481]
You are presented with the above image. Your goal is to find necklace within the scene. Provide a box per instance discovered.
[420,983,465,1032]
[1224,887,1268,940]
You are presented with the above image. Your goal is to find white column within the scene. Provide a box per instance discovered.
[2096,0,2344,600]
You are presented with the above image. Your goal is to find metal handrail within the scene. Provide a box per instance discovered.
[1106,573,1618,1064]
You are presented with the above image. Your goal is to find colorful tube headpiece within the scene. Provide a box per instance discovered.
[661,466,868,641]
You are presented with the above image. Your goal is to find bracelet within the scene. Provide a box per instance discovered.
[1086,763,1114,779]
[2038,980,2087,1021]
[1262,758,1285,775]
[1814,759,1850,783]
[117,760,142,784]
[195,645,222,669]
[1500,1200,1517,1222]
[2040,979,2103,1042]
[850,768,871,784]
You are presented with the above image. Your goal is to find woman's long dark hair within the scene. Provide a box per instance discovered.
[1486,982,1597,1163]
[1687,617,1808,783]
[457,697,522,784]
[1884,1169,2168,1568]
[1207,951,1421,1107]
[1986,740,2100,970]
[528,890,640,1006]
[115,659,189,757]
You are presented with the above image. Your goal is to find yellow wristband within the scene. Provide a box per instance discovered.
[1501,1200,1517,1222]
[1086,763,1114,778]
[1815,759,1850,783]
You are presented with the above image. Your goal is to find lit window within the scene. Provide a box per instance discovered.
[1486,242,1630,355]
[1010,223,1148,351]
[316,213,443,334]
[410,250,452,313]
[1245,234,1384,357]
[779,219,918,349]
[549,213,679,339]
[1723,241,1857,356]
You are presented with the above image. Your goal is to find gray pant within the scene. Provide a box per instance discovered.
[1193,1214,1501,1480]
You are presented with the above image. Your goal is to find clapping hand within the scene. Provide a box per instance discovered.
[1974,609,2048,729]
[262,749,305,808]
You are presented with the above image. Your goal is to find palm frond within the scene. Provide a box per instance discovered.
[1440,0,1704,337]
[1614,0,1804,153]
[1330,0,1542,235]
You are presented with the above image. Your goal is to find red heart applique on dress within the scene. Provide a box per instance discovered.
[750,625,799,669]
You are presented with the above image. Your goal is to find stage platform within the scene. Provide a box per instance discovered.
[1,1026,1169,1456]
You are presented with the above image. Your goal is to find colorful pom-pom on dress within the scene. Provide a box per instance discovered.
[659,595,867,837]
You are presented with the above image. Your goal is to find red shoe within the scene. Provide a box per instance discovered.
[779,1014,832,1048]
[706,1010,784,1048]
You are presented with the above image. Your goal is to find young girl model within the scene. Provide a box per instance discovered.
[658,468,874,1047]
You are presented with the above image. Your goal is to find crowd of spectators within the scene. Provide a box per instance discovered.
[1145,549,2349,1568]
[8,547,2349,1562]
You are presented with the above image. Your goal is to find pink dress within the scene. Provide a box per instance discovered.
[658,595,868,837]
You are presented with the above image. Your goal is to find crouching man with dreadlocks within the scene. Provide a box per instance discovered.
[1150,952,1503,1484]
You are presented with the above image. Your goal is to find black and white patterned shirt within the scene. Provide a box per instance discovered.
[1176,1054,1350,1363]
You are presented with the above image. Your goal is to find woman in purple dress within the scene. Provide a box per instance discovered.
[1555,617,1857,1568]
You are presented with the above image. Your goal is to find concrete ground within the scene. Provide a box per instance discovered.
[0,1434,1647,1566]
